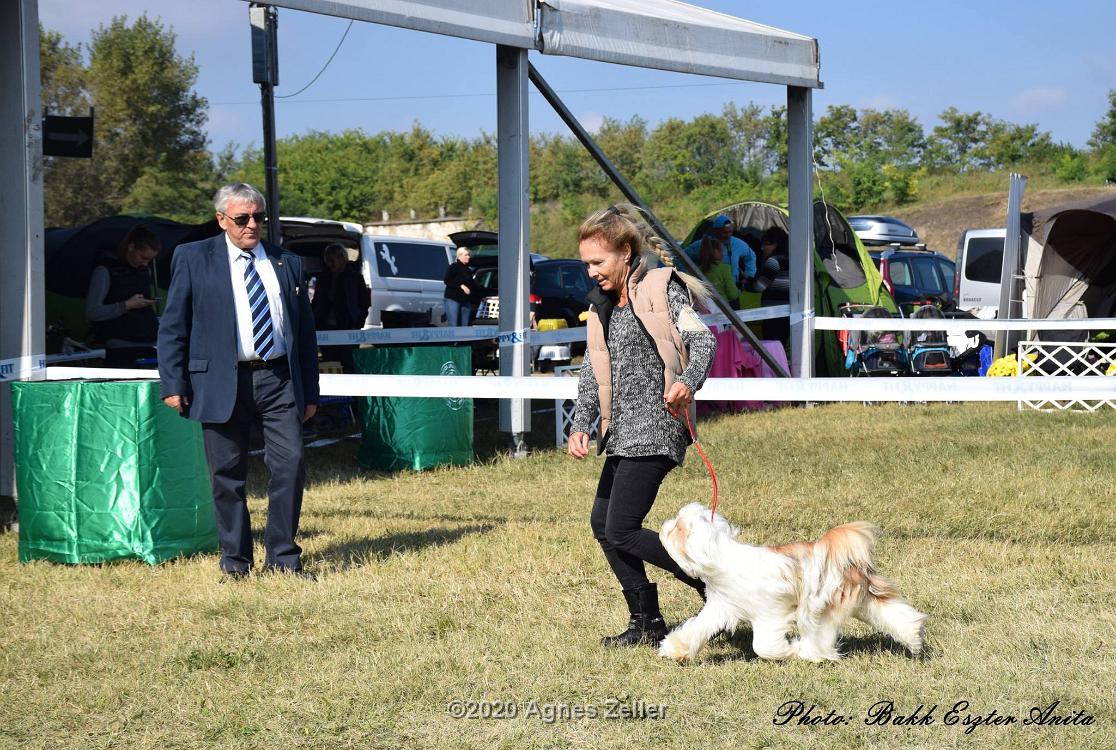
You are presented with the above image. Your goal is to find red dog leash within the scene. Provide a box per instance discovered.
[669,405,719,522]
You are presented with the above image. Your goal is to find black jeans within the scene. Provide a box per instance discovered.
[590,455,704,593]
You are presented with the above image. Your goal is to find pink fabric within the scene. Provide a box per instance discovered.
[699,328,789,413]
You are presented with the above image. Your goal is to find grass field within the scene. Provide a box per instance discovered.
[2,402,1114,749]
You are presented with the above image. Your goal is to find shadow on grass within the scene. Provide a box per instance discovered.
[311,523,499,570]
[249,526,327,546]
[839,633,935,661]
[310,506,561,525]
[685,629,928,664]
[261,399,563,491]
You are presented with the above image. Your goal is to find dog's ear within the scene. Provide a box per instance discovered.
[711,512,740,539]
[678,513,722,571]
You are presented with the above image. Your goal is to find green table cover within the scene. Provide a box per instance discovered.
[12,380,217,564]
[354,346,473,471]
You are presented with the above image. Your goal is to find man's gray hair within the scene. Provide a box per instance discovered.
[213,183,267,213]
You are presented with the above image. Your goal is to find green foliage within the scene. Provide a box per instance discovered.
[925,107,991,172]
[1095,144,1116,183]
[1055,151,1089,183]
[40,15,1116,245]
[1088,89,1116,150]
[40,17,215,226]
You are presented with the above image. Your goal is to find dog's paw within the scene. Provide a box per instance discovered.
[658,634,692,664]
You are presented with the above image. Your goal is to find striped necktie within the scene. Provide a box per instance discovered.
[241,250,276,360]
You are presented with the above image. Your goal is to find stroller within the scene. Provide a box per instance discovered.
[905,305,953,376]
[841,304,907,376]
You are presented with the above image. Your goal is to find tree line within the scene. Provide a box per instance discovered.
[41,16,1116,256]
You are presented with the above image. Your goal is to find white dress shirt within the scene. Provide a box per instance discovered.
[225,234,288,361]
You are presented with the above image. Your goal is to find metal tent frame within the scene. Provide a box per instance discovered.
[1,0,819,506]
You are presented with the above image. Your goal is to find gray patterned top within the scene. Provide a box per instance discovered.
[571,278,716,466]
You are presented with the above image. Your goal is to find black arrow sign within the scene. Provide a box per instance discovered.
[43,115,94,158]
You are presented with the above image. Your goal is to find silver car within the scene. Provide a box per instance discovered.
[848,215,920,246]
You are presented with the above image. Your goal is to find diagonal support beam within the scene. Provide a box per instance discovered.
[527,62,789,379]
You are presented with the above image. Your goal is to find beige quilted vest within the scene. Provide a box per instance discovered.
[586,266,694,444]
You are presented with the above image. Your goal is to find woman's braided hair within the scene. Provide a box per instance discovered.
[577,203,710,303]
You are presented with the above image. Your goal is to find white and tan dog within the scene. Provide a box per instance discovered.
[658,503,926,663]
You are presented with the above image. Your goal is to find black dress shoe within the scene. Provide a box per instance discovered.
[220,569,251,583]
[262,566,316,581]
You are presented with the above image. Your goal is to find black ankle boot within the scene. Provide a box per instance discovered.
[601,588,643,647]
[637,582,669,644]
[601,584,667,647]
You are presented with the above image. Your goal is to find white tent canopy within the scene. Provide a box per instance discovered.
[267,0,821,87]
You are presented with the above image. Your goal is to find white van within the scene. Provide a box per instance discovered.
[280,217,454,327]
[361,234,455,326]
[953,228,1006,315]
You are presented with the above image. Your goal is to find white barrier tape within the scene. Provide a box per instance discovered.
[45,368,1116,403]
[44,349,106,363]
[531,328,585,345]
[815,316,1116,332]
[496,328,531,345]
[317,374,1116,402]
[790,309,816,325]
[701,305,790,326]
[1,355,47,382]
[316,326,498,345]
[46,367,156,381]
[316,307,792,348]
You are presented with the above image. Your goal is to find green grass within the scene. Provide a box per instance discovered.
[2,402,1115,749]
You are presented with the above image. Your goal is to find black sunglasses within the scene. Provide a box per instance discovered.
[221,211,266,228]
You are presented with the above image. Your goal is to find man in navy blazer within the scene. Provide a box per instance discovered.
[158,183,319,579]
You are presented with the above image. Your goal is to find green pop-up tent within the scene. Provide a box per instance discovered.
[683,200,897,375]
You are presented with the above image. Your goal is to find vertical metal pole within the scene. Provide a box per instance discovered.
[787,86,814,377]
[0,0,46,527]
[250,4,281,244]
[995,173,1027,359]
[496,45,530,454]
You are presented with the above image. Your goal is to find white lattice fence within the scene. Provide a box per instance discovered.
[1017,340,1116,411]
[554,364,600,447]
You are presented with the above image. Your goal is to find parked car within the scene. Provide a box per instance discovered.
[849,215,920,246]
[869,246,956,307]
[473,259,592,328]
[953,228,1006,315]
[282,217,456,327]
[457,257,589,372]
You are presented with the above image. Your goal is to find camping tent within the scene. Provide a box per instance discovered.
[1023,195,1116,323]
[684,200,897,375]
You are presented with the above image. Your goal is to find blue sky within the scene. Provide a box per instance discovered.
[39,0,1116,154]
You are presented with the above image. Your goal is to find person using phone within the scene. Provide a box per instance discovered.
[85,224,161,369]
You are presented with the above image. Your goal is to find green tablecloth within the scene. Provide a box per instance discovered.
[354,346,473,471]
[12,380,217,565]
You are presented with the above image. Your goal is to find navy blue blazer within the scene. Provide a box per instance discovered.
[157,234,320,423]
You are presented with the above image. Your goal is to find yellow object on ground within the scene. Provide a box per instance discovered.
[536,318,568,332]
[986,352,1037,376]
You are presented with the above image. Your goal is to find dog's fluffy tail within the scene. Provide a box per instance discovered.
[818,522,926,654]
[818,521,879,572]
[860,579,927,655]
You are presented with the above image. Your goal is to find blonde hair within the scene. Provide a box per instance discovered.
[578,203,710,303]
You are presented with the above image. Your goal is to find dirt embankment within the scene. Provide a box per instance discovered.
[889,186,1116,259]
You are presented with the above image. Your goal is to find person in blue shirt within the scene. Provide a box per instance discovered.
[683,214,756,286]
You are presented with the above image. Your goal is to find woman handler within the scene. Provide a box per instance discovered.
[568,204,716,647]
